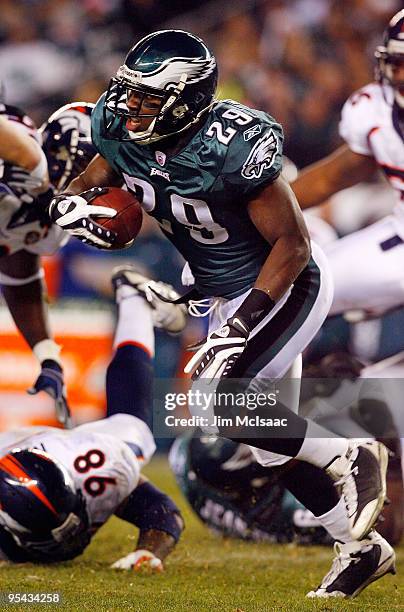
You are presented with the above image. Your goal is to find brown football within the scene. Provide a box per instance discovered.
[91,187,143,249]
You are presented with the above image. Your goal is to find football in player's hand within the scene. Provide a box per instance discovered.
[90,187,143,249]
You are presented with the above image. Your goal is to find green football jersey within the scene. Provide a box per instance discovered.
[92,96,284,299]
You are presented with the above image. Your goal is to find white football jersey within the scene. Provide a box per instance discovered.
[339,83,404,224]
[0,414,155,528]
[0,104,67,256]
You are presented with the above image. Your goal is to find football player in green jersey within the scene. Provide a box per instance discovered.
[47,31,395,597]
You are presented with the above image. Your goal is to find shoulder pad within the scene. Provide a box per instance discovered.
[211,101,283,192]
[339,83,383,155]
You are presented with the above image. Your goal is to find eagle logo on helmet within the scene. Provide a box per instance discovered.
[241,129,279,180]
[117,56,217,89]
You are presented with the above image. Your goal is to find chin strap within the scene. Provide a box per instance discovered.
[141,98,217,146]
[160,73,188,117]
[162,98,217,139]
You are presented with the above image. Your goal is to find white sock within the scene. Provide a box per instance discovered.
[114,286,155,357]
[316,496,351,543]
[295,420,349,468]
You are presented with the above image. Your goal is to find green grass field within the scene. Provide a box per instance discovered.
[1,456,402,612]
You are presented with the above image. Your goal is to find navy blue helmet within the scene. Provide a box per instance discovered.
[0,449,89,562]
[40,102,96,193]
[375,9,404,107]
[103,29,218,144]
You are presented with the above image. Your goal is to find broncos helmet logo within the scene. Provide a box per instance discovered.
[117,56,217,89]
[241,129,279,180]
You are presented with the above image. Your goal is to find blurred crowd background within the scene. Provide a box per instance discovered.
[0,0,403,426]
[1,0,400,166]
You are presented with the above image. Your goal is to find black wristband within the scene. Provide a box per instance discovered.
[233,288,276,331]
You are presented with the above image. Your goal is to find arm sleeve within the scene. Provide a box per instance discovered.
[115,481,182,542]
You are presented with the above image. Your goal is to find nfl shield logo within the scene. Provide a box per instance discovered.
[155,151,166,166]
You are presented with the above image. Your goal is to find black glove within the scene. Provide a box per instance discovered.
[48,187,117,248]
[28,359,73,428]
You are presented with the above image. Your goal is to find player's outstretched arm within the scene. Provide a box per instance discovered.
[0,116,43,172]
[0,116,49,194]
[111,476,184,572]
[291,144,377,210]
[0,251,53,350]
[0,251,72,427]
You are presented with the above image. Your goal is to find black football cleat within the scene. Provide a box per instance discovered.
[327,441,389,540]
[307,531,396,598]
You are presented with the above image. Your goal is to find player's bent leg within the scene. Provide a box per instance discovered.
[211,242,336,462]
[307,531,396,599]
[106,344,153,427]
[108,269,156,426]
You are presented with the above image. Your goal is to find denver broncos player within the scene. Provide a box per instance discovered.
[0,102,97,427]
[293,9,404,318]
[48,30,393,597]
[0,267,185,568]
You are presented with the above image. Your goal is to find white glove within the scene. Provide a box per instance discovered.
[184,316,249,381]
[49,187,117,248]
[111,549,163,572]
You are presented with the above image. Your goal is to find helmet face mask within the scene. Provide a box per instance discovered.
[9,500,90,562]
[0,449,90,562]
[40,103,96,192]
[104,79,169,144]
[103,29,218,145]
[375,9,404,108]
